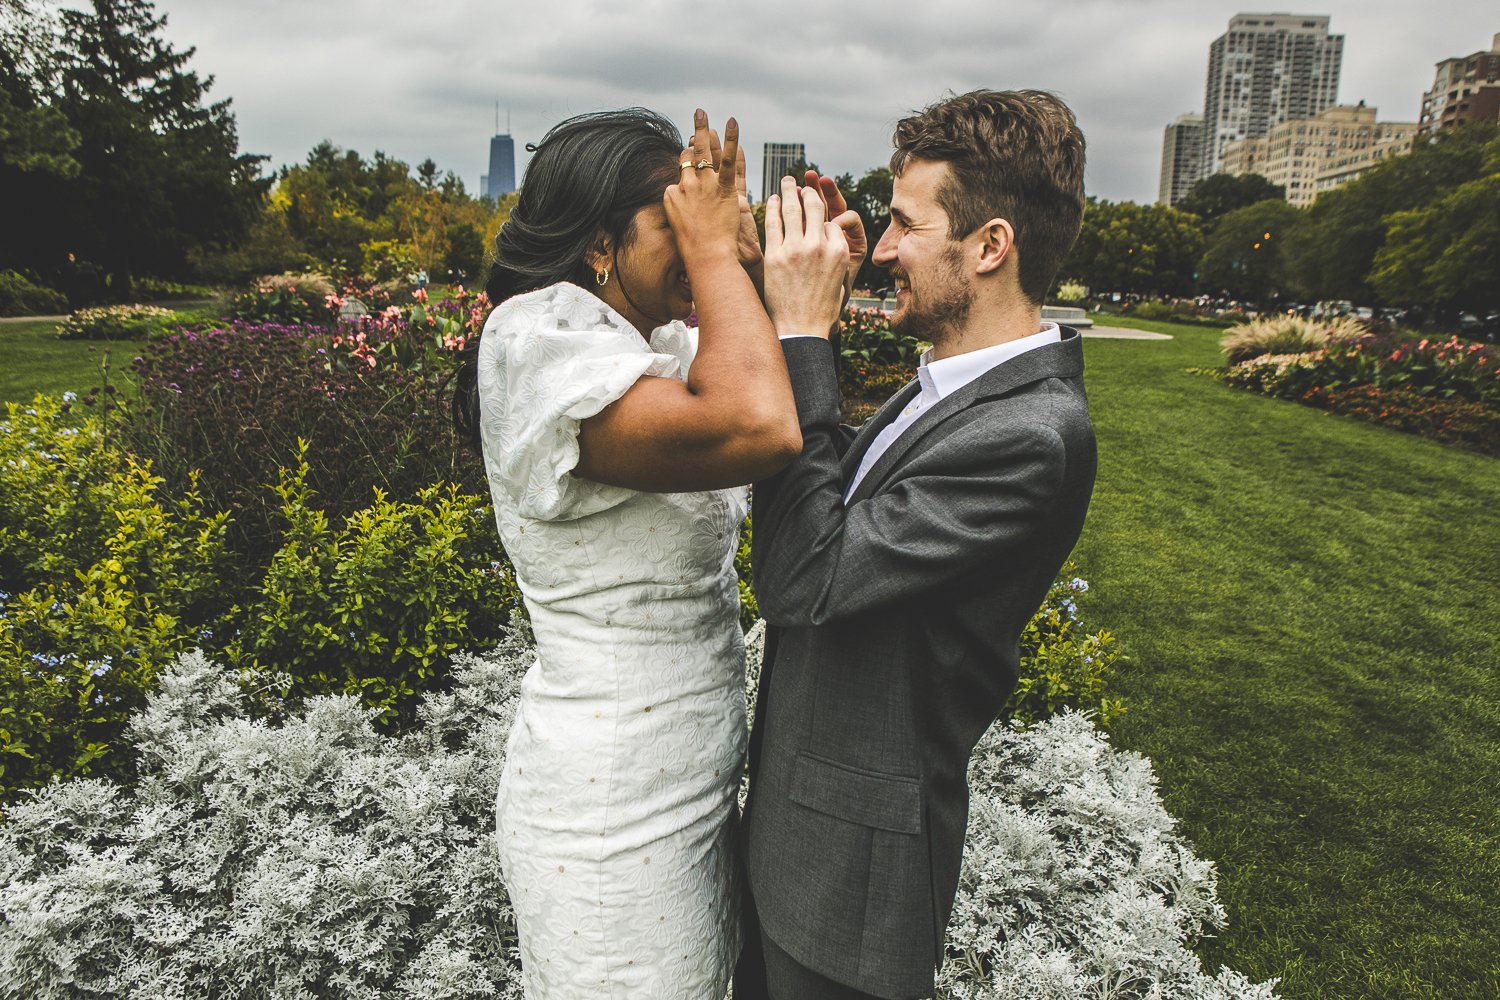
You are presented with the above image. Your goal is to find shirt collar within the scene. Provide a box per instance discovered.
[917,322,1063,400]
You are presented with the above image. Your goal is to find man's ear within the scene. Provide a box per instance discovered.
[975,219,1015,275]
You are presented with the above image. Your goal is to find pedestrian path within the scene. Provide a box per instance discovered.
[1083,326,1173,340]
[0,314,66,324]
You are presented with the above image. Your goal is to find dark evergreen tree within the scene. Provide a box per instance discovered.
[0,0,266,286]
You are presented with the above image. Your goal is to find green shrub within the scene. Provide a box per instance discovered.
[1006,566,1126,728]
[0,270,67,317]
[0,396,170,600]
[1128,300,1176,320]
[224,445,519,726]
[0,397,233,801]
[54,304,180,340]
[840,304,924,366]
[228,272,338,325]
[1055,280,1087,302]
[128,276,219,301]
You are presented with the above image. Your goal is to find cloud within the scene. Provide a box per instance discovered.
[158,0,1496,204]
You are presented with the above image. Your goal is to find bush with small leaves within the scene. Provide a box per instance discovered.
[0,397,233,799]
[1006,568,1125,729]
[225,444,520,727]
[54,304,180,340]
[0,270,67,316]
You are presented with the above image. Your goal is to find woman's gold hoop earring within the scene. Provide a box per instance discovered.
[595,268,610,287]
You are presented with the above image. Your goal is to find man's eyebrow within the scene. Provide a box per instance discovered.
[889,205,912,224]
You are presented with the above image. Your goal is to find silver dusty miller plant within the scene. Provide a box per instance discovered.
[0,630,534,1000]
[1,623,1276,1000]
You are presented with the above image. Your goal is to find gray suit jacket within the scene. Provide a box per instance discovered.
[745,331,1097,998]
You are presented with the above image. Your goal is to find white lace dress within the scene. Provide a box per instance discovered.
[477,282,748,999]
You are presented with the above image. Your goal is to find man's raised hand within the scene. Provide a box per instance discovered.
[762,174,850,339]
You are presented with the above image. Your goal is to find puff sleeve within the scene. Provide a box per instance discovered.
[475,283,682,521]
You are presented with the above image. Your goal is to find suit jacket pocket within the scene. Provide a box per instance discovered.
[789,751,922,835]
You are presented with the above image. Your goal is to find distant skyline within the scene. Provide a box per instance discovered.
[153,1,1497,204]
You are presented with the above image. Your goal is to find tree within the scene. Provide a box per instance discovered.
[1285,123,1498,306]
[847,167,892,291]
[1176,173,1285,226]
[0,0,266,284]
[0,0,80,178]
[1062,198,1205,297]
[1370,163,1500,316]
[1196,199,1304,304]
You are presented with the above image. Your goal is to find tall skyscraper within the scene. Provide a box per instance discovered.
[483,132,516,200]
[761,142,806,202]
[1158,113,1205,206]
[1418,32,1500,134]
[1200,13,1344,179]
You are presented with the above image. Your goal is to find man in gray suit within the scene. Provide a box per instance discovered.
[737,90,1097,999]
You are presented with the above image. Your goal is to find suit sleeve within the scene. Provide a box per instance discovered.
[752,337,1065,628]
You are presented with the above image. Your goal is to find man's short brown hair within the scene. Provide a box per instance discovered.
[891,89,1086,306]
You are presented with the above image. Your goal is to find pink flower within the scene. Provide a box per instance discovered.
[412,287,428,303]
[1391,350,1403,362]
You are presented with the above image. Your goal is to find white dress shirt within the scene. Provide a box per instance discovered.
[843,323,1062,502]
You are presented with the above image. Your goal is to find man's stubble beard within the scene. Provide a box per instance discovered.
[890,242,974,352]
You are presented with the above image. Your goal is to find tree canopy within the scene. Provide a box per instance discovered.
[1195,199,1304,303]
[1062,199,1204,297]
[1176,173,1286,226]
[0,0,267,286]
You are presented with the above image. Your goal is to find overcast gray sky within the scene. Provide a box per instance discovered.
[156,1,1495,204]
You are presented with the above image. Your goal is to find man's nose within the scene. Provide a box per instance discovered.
[871,227,897,267]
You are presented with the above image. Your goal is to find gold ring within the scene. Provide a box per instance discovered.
[694,159,713,170]
[679,161,693,170]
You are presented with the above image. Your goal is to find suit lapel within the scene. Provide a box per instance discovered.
[843,329,1085,506]
[839,376,921,484]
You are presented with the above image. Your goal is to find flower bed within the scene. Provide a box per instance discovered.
[0,630,1275,999]
[1201,330,1500,456]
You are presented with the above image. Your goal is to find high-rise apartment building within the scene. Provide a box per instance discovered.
[1220,103,1416,206]
[761,142,806,202]
[1200,13,1344,178]
[1158,113,1205,206]
[482,133,516,200]
[1418,32,1500,134]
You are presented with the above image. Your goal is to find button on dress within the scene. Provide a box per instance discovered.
[477,283,747,998]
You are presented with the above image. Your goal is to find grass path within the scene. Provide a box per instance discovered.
[1075,318,1500,998]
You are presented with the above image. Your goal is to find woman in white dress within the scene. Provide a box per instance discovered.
[450,109,851,998]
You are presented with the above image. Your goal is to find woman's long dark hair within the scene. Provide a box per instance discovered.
[451,108,684,449]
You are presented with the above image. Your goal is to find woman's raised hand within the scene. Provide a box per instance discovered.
[761,174,853,338]
[663,110,743,265]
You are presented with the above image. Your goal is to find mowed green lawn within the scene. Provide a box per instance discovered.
[1075,318,1500,999]
[0,318,140,405]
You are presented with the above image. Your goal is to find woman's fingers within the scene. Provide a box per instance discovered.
[717,118,738,191]
[735,144,748,197]
[691,108,710,164]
